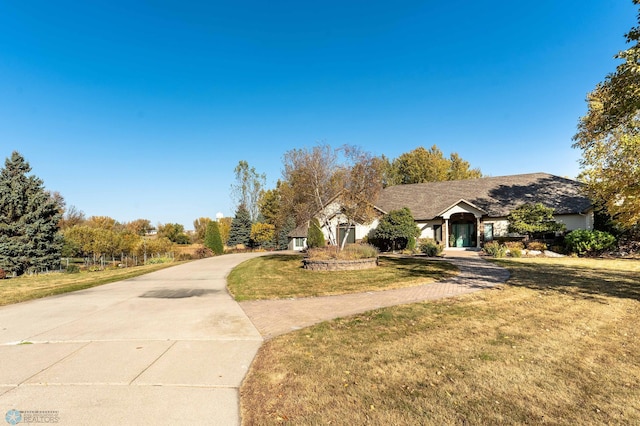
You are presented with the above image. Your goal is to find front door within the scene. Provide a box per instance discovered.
[452,223,473,247]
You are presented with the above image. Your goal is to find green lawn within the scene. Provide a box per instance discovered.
[241,256,640,425]
[227,254,458,300]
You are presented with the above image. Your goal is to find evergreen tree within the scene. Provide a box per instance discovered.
[0,151,62,275]
[277,216,296,250]
[306,218,325,248]
[204,221,224,255]
[227,205,252,247]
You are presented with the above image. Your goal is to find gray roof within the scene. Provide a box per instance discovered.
[375,173,592,220]
[288,222,309,238]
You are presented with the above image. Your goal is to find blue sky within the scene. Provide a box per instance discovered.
[0,1,636,229]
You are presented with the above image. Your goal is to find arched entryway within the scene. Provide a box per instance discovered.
[449,213,477,248]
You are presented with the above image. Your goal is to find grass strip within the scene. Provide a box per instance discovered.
[0,262,181,306]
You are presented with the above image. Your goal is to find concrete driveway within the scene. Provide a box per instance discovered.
[0,253,265,425]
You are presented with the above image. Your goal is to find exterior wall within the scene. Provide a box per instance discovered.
[554,213,594,231]
[324,213,378,245]
[482,218,510,238]
[417,220,443,240]
[289,237,307,251]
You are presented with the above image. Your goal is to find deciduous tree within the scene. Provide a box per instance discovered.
[387,146,482,185]
[193,217,212,243]
[573,1,640,228]
[0,151,63,275]
[250,222,276,249]
[231,160,266,222]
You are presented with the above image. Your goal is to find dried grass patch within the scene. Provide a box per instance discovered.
[241,257,640,425]
[0,262,180,306]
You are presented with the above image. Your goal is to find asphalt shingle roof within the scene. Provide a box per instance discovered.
[375,173,592,220]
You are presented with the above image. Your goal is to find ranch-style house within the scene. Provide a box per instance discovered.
[288,173,594,251]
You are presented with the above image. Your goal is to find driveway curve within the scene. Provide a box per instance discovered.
[240,251,510,339]
[0,252,267,426]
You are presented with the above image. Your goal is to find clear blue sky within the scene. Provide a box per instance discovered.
[1,1,636,229]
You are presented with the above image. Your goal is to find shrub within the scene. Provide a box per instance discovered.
[483,241,507,258]
[526,241,547,251]
[565,230,616,256]
[509,248,522,258]
[420,238,444,257]
[193,247,214,259]
[504,241,524,250]
[65,264,80,274]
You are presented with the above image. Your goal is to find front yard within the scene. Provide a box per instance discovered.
[240,257,640,425]
[226,254,458,301]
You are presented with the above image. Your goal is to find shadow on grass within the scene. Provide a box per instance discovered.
[493,259,640,302]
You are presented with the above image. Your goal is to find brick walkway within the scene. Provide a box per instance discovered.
[239,250,510,339]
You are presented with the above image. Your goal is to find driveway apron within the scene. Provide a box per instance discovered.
[0,253,265,426]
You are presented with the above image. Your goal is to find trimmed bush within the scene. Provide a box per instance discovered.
[483,241,507,258]
[565,230,616,256]
[420,238,444,257]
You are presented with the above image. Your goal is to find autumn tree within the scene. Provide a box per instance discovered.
[157,223,190,244]
[217,217,232,246]
[0,152,63,275]
[387,145,482,185]
[59,204,86,230]
[259,181,299,250]
[573,2,640,228]
[204,221,224,255]
[280,144,343,244]
[124,219,154,236]
[337,146,385,248]
[250,222,276,249]
[231,160,266,222]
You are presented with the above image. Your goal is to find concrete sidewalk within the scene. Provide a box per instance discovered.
[0,253,266,426]
[240,250,510,339]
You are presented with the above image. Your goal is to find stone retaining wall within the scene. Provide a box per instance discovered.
[302,257,378,271]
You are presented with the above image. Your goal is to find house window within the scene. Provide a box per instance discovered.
[294,238,306,249]
[338,225,356,245]
[433,225,442,243]
[484,223,494,242]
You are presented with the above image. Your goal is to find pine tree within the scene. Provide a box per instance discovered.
[204,221,224,255]
[227,205,252,247]
[0,151,62,275]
